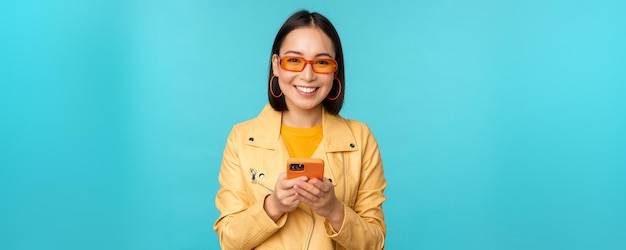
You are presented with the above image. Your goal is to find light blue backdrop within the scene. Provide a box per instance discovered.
[1,0,625,249]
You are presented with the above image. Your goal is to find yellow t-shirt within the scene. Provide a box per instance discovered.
[281,124,323,158]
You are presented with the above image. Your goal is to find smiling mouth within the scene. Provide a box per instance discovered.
[295,86,318,93]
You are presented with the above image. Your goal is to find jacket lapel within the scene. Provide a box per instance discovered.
[321,110,359,153]
[245,104,359,153]
[243,105,282,150]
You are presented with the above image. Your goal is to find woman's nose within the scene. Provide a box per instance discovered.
[300,63,316,81]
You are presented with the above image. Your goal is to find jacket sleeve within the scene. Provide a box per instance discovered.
[213,127,287,250]
[327,125,387,249]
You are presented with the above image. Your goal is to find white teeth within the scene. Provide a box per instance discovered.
[296,86,317,93]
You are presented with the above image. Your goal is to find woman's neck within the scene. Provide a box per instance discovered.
[282,106,323,128]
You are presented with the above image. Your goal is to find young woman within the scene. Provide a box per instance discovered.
[214,10,386,249]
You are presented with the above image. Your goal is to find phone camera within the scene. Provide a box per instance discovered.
[289,163,305,171]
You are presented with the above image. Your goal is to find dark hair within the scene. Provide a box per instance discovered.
[268,10,345,115]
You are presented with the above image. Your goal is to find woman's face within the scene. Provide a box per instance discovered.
[272,26,336,113]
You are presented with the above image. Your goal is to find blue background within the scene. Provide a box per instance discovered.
[1,0,625,249]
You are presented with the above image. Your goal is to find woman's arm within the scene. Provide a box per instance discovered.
[328,125,387,249]
[213,128,287,250]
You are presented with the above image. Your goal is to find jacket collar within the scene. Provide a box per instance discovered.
[247,104,358,153]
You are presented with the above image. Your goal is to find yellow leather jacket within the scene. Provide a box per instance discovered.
[214,105,386,249]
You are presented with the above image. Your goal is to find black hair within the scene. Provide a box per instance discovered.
[267,10,345,115]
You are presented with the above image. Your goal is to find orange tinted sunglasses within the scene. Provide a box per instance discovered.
[278,56,338,74]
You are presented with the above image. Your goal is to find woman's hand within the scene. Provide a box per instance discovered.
[264,173,307,222]
[294,178,345,231]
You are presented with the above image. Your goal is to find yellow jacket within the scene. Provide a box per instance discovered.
[214,105,386,249]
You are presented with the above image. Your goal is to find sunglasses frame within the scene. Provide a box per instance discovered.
[277,55,338,74]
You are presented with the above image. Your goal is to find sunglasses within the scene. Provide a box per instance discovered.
[278,56,338,74]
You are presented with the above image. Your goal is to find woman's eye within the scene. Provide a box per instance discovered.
[287,58,301,63]
[315,60,330,65]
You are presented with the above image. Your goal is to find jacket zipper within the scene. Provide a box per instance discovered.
[250,168,274,193]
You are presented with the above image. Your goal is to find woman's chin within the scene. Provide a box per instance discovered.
[287,100,323,112]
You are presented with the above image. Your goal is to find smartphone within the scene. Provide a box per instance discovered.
[286,158,324,180]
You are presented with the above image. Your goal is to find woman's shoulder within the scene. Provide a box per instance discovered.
[229,104,280,132]
[327,113,375,136]
[347,119,376,137]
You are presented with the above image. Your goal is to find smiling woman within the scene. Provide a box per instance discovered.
[213,10,387,250]
[271,26,338,119]
[267,11,345,116]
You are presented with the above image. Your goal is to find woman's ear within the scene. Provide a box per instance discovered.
[271,54,279,77]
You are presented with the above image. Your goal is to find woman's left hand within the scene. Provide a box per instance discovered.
[293,178,345,229]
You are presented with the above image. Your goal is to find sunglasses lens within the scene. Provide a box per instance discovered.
[313,59,337,73]
[281,57,305,71]
[279,56,337,73]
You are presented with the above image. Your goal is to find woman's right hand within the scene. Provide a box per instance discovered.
[263,173,308,221]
